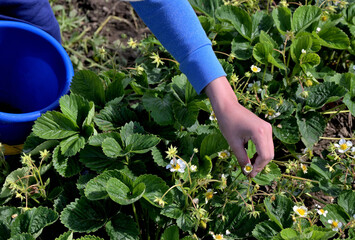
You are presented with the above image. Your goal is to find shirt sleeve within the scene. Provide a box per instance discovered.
[131,0,226,94]
[0,0,61,42]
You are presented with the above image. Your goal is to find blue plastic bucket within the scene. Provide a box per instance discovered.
[0,21,73,145]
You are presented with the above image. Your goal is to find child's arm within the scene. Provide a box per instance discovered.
[131,0,274,176]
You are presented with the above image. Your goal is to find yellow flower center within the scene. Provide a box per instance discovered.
[302,165,307,171]
[173,163,180,170]
[319,209,325,214]
[221,152,228,158]
[340,143,348,150]
[251,66,259,72]
[215,235,224,240]
[206,192,213,200]
[331,221,338,228]
[245,166,252,172]
[297,208,306,216]
[268,110,274,116]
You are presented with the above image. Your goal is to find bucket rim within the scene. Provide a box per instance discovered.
[0,21,73,123]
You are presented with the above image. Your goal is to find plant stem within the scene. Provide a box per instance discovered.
[132,203,142,238]
[304,193,328,205]
[322,110,349,115]
[281,174,319,183]
[319,137,355,140]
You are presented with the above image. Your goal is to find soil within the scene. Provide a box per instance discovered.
[67,0,150,41]
[314,112,354,157]
[54,0,150,66]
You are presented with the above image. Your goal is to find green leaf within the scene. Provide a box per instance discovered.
[199,15,214,33]
[302,226,336,240]
[292,5,321,33]
[247,139,256,159]
[313,27,350,49]
[82,102,95,129]
[306,82,346,109]
[32,111,79,140]
[251,11,273,40]
[151,147,168,167]
[125,134,160,154]
[338,191,355,216]
[105,78,124,102]
[94,104,137,132]
[102,138,125,158]
[70,70,105,106]
[301,53,321,70]
[200,133,228,159]
[173,100,200,128]
[273,117,300,144]
[319,204,350,228]
[76,236,104,240]
[231,35,253,60]
[143,93,174,126]
[88,132,121,147]
[280,228,299,240]
[161,225,179,240]
[60,197,108,232]
[107,178,145,205]
[210,203,249,234]
[215,5,252,41]
[0,207,21,229]
[10,207,58,238]
[188,0,222,18]
[253,42,273,65]
[55,231,73,240]
[176,211,195,232]
[340,73,355,116]
[171,74,197,104]
[106,213,139,240]
[266,99,295,120]
[264,195,293,229]
[161,204,183,219]
[134,174,171,207]
[79,146,121,172]
[296,111,326,149]
[259,31,278,48]
[119,122,145,142]
[59,94,93,126]
[0,168,29,203]
[272,7,292,35]
[309,157,331,180]
[9,234,36,240]
[85,170,127,200]
[60,134,86,157]
[252,221,282,240]
[0,221,9,240]
[53,146,82,178]
[290,34,312,63]
[253,162,281,185]
[198,155,213,178]
[342,3,355,24]
[24,139,59,156]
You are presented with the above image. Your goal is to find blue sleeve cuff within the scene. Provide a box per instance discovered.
[180,44,226,94]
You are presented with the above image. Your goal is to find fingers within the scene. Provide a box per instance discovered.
[249,123,274,178]
[229,139,251,171]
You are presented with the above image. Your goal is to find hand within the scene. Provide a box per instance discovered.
[205,76,274,178]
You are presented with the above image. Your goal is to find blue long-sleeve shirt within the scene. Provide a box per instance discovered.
[0,0,226,93]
